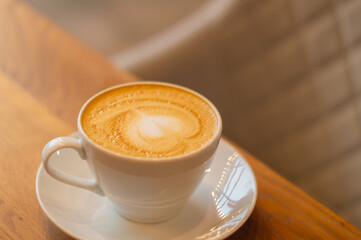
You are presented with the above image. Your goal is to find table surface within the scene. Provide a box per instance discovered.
[0,0,360,239]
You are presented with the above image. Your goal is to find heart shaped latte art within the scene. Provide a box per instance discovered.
[82,85,217,158]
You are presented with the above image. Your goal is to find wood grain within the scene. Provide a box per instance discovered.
[0,72,74,240]
[0,0,360,239]
[0,0,137,128]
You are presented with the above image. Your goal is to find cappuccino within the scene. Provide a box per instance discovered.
[81,83,218,158]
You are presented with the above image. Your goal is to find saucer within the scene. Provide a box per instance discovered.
[36,138,257,240]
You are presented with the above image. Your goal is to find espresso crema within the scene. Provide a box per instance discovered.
[81,84,218,158]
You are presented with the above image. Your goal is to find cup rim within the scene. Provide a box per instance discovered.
[77,81,222,163]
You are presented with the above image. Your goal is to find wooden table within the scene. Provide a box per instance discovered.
[0,0,360,239]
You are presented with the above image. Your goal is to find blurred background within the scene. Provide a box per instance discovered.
[24,0,361,228]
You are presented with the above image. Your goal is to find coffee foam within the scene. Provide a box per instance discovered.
[137,115,181,138]
[81,84,217,158]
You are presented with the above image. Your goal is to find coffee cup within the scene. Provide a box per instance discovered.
[42,81,222,223]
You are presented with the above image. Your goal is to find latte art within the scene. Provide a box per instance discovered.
[81,84,217,158]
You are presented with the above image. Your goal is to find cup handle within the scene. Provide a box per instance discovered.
[42,136,104,196]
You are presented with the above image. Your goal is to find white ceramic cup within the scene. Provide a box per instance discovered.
[42,82,222,223]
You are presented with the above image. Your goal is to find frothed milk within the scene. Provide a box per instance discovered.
[81,84,218,158]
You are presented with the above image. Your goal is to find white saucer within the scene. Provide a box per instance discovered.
[36,139,257,240]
